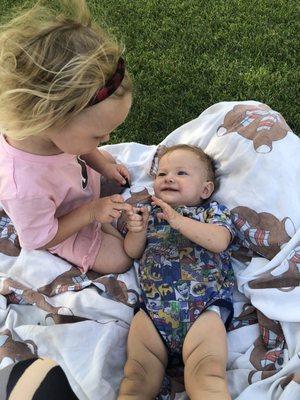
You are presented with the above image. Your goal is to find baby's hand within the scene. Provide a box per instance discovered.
[151,196,183,230]
[102,162,131,186]
[91,194,132,224]
[126,206,150,233]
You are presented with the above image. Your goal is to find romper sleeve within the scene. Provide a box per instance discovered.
[2,197,58,250]
[202,201,236,242]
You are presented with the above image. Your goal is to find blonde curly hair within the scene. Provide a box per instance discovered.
[0,0,131,140]
[158,144,216,184]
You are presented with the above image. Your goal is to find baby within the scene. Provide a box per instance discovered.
[118,144,235,400]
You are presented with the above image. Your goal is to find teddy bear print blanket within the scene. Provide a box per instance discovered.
[1,101,300,400]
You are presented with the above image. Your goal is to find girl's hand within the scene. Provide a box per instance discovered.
[90,194,132,224]
[151,196,183,230]
[126,206,150,233]
[101,162,131,186]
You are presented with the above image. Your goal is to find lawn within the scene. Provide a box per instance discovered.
[1,0,298,143]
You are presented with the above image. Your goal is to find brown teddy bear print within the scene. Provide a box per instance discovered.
[217,104,291,153]
[248,369,278,385]
[0,210,20,256]
[38,267,99,297]
[44,314,90,325]
[93,275,140,307]
[0,329,38,364]
[249,245,300,291]
[280,372,300,390]
[38,267,140,308]
[1,277,71,315]
[248,310,286,383]
[228,303,258,331]
[231,206,295,260]
[44,275,140,325]
[117,188,151,235]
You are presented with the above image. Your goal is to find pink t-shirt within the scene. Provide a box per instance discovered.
[0,134,102,271]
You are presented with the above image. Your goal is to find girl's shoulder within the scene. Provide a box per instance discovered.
[0,138,81,201]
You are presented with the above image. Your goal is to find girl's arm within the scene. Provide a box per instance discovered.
[152,196,231,253]
[81,148,130,185]
[39,201,93,249]
[81,148,114,174]
[39,195,132,250]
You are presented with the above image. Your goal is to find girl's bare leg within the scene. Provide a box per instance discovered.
[93,231,132,274]
[118,310,168,400]
[182,310,231,400]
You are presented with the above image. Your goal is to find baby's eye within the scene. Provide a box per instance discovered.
[157,172,166,177]
[177,171,188,175]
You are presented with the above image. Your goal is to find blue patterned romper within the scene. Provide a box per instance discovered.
[137,201,235,376]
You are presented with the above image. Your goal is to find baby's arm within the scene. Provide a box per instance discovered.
[152,197,231,253]
[124,207,149,259]
[177,217,230,253]
[81,148,130,186]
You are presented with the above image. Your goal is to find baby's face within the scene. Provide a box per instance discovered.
[153,149,214,207]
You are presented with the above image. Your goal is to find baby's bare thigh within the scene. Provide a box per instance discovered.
[118,310,168,398]
[127,310,168,367]
[93,231,132,274]
[183,310,228,364]
[183,311,230,399]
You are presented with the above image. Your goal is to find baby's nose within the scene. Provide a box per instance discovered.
[166,175,175,183]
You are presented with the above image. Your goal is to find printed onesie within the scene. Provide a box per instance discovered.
[138,201,235,372]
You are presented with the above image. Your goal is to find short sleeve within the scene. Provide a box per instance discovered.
[203,202,236,241]
[1,197,58,250]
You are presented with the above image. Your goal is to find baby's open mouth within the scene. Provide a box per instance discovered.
[161,188,178,192]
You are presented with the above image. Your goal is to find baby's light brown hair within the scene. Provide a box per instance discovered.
[0,0,131,140]
[158,144,216,184]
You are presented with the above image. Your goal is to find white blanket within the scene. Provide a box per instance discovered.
[1,101,300,399]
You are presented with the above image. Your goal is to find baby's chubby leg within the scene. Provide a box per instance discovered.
[118,310,168,400]
[93,226,132,274]
[183,310,231,400]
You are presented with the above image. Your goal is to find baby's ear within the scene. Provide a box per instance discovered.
[201,181,214,199]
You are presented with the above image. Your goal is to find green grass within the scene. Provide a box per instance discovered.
[1,0,299,143]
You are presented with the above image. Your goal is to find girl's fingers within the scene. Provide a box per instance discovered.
[110,194,125,203]
[117,165,131,184]
[109,210,121,219]
[128,207,147,220]
[113,203,132,211]
[114,172,126,185]
[118,164,131,181]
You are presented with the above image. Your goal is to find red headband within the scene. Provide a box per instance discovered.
[88,57,125,106]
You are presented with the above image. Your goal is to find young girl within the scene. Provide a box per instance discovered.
[0,0,134,274]
[119,145,235,399]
